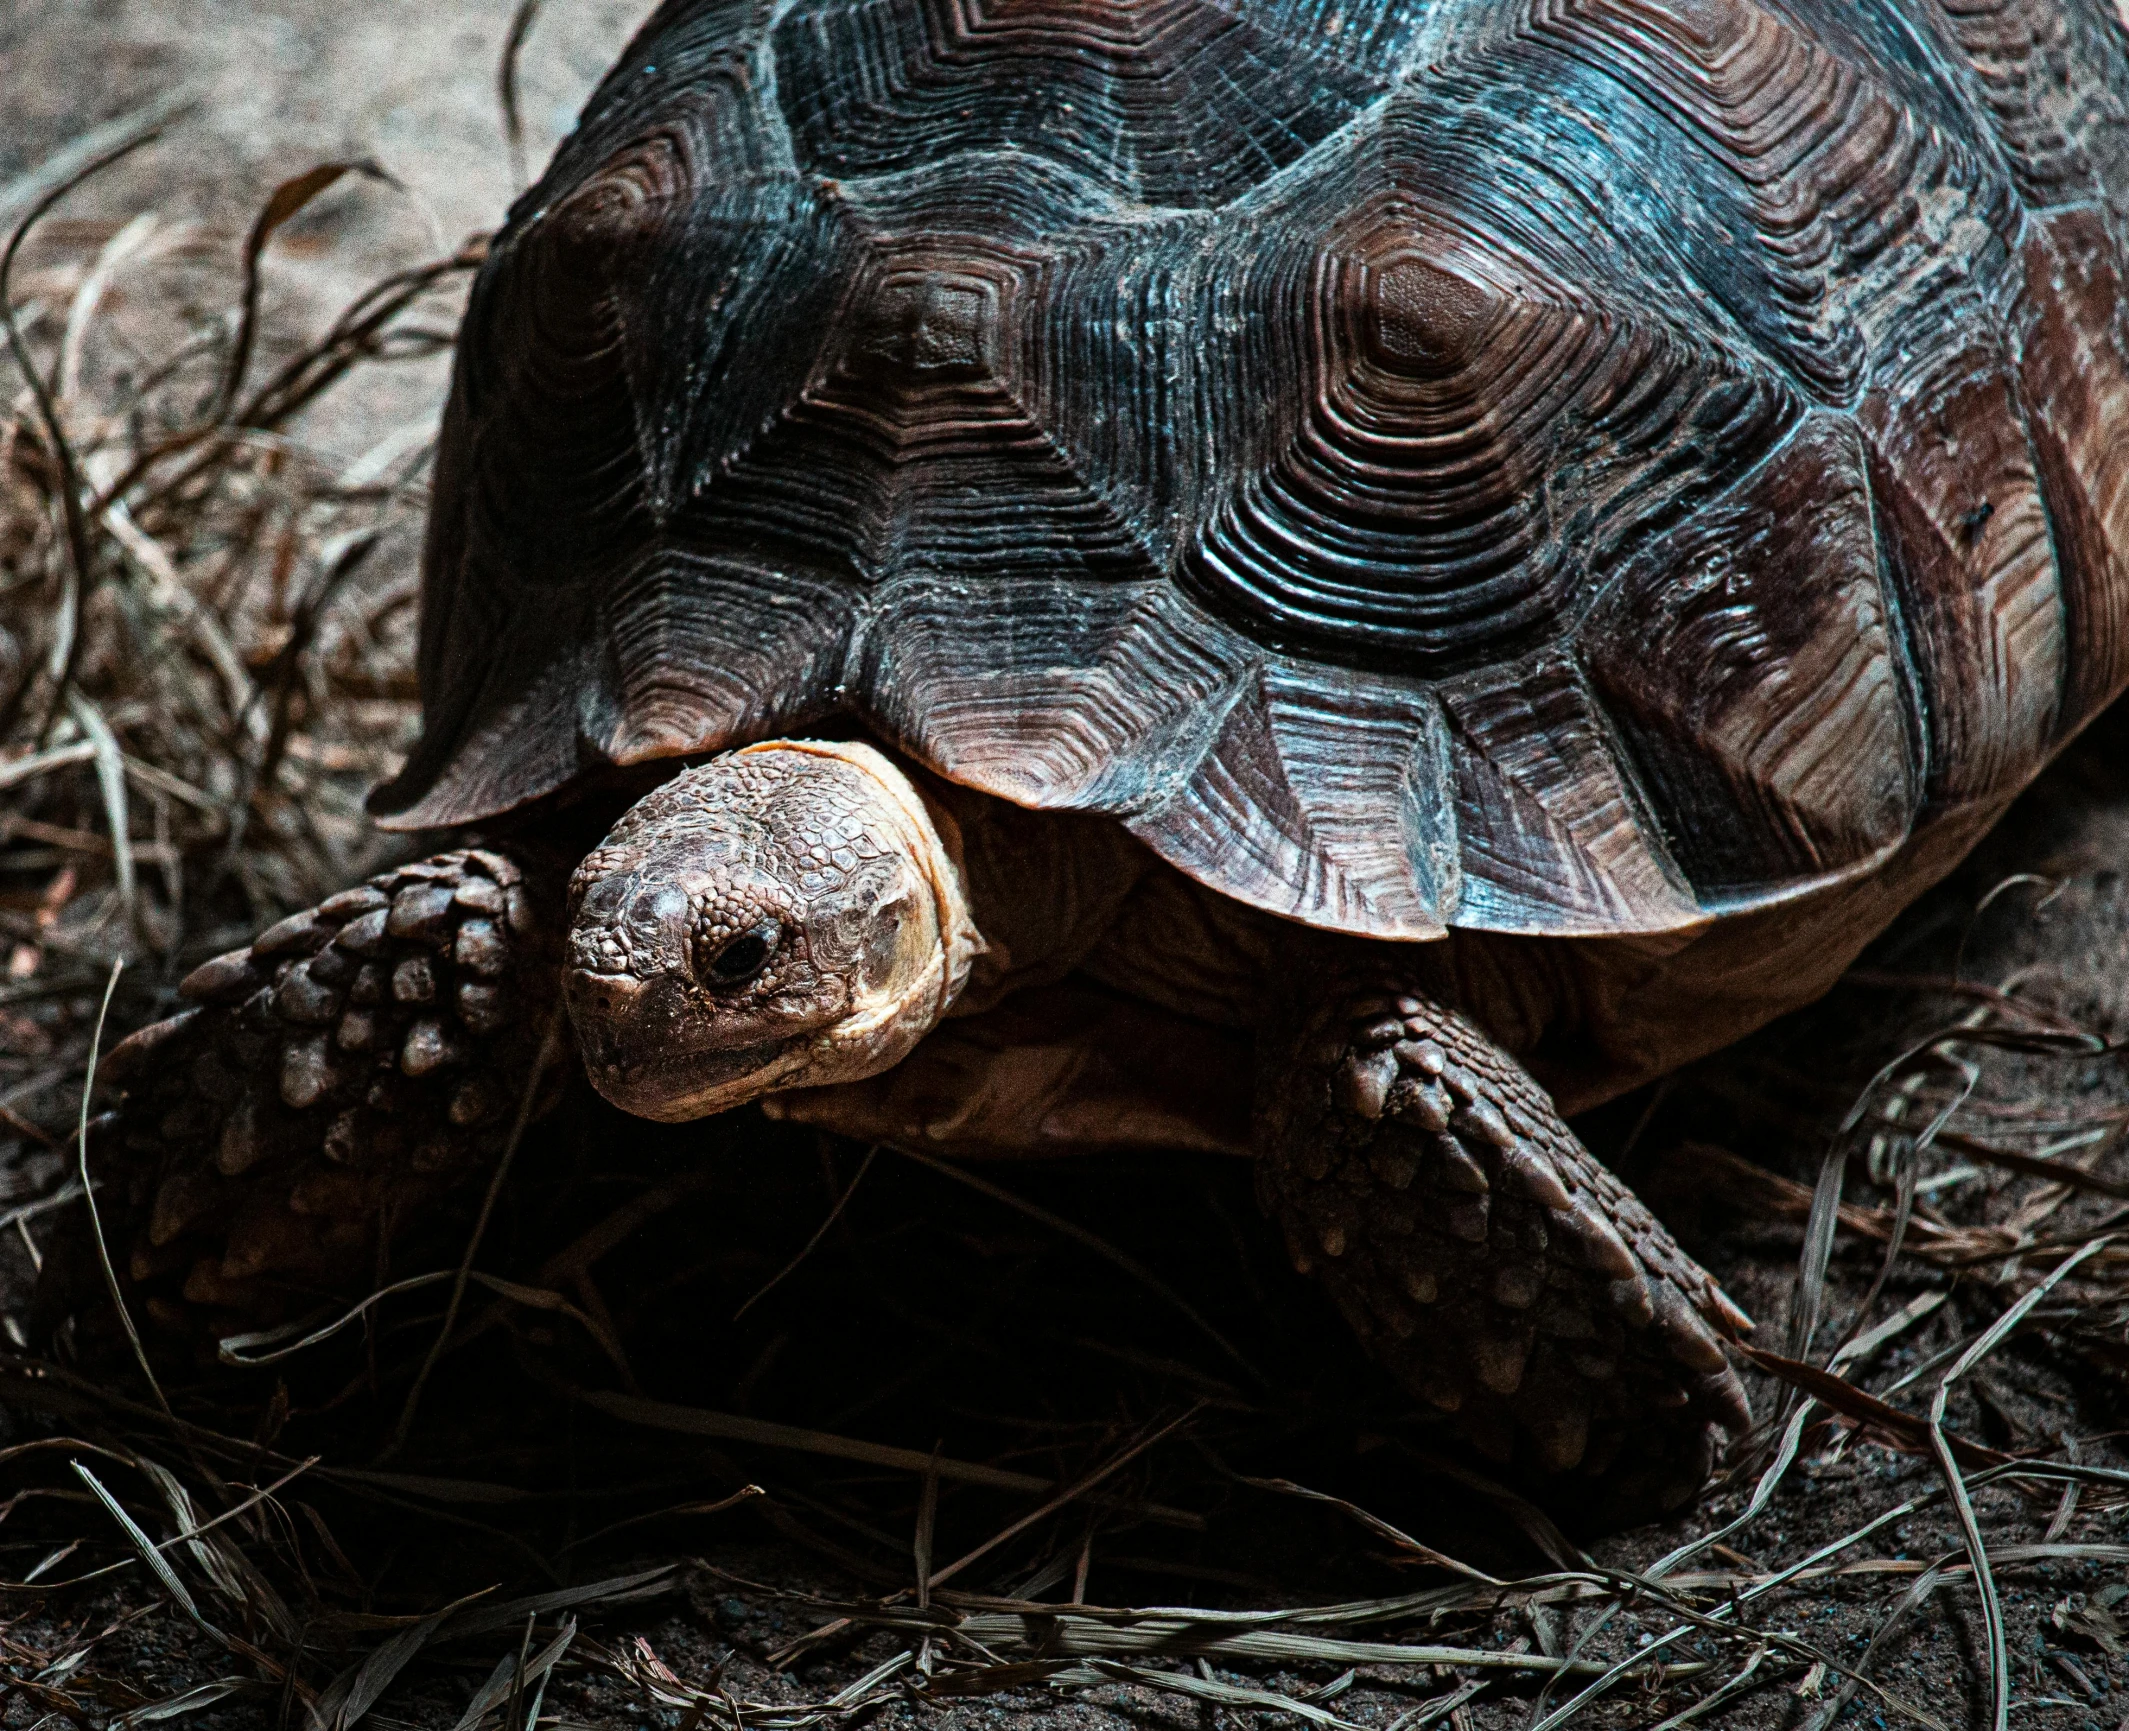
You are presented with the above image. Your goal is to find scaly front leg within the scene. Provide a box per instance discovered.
[1257,968,1752,1526]
[37,847,565,1345]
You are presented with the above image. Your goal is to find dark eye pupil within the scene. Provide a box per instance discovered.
[708,926,775,983]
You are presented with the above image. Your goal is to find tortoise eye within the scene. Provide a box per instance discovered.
[706,921,780,985]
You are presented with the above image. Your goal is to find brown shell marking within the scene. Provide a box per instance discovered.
[2012,209,2129,739]
[375,0,2129,944]
[1442,657,1699,931]
[1456,0,2015,399]
[1126,664,1456,938]
[1182,185,1796,666]
[1583,413,1916,894]
[771,0,1422,207]
[863,579,1253,815]
[1924,2,2129,741]
[1928,0,2129,214]
[1861,332,2065,805]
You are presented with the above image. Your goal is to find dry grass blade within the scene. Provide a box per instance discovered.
[804,1594,1714,1679]
[1925,1234,2111,1731]
[0,739,98,791]
[554,1486,764,1559]
[72,1463,218,1639]
[66,693,134,928]
[922,1584,1487,1629]
[211,163,376,426]
[1649,1645,1783,1731]
[1392,1676,1486,1730]
[1395,1449,1587,1571]
[1235,1475,1500,1582]
[927,1405,1200,1590]
[73,959,171,1423]
[499,0,548,193]
[591,1636,916,1729]
[1737,1346,2011,1468]
[573,1387,1203,1526]
[106,1676,258,1731]
[913,1444,938,1608]
[433,1564,685,1639]
[1055,1658,1371,1730]
[1805,1561,1949,1731]
[217,1268,627,1373]
[509,1616,572,1731]
[736,1146,876,1322]
[450,1648,524,1731]
[1925,1394,2002,1731]
[0,101,189,744]
[314,1606,449,1731]
[1935,1128,2129,1199]
[1827,1289,1947,1373]
[1784,1139,1853,1366]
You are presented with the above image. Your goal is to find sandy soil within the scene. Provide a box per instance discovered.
[1,0,657,462]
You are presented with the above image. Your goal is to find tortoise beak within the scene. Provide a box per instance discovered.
[565,968,810,1121]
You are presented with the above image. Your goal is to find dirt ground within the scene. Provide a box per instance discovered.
[8,5,2129,1731]
[0,0,657,463]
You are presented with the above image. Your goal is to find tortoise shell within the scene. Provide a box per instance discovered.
[372,0,2129,943]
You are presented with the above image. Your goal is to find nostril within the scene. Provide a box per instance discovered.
[566,969,638,1017]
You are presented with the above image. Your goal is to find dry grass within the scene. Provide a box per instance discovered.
[4,75,2129,1731]
[0,95,464,1004]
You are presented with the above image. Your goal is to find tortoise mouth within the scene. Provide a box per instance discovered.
[576,1029,810,1122]
[567,969,815,1122]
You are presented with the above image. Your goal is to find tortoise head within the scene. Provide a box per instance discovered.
[563,741,984,1121]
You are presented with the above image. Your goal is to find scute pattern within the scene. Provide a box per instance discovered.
[1432,0,2021,400]
[1929,0,2129,215]
[772,0,1417,207]
[1180,131,1804,667]
[1582,412,1916,893]
[1860,328,2064,804]
[2011,209,2129,739]
[1126,664,1457,937]
[861,578,1254,813]
[375,0,2129,942]
[1441,656,1696,932]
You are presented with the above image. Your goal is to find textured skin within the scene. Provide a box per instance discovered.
[68,850,559,1335]
[565,743,981,1119]
[1257,969,1754,1522]
[372,0,2129,955]
[571,754,918,995]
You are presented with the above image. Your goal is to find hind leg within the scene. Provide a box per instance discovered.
[1257,968,1753,1526]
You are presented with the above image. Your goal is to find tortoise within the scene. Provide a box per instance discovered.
[61,0,2129,1523]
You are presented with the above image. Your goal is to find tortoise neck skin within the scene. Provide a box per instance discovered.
[562,740,985,1122]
